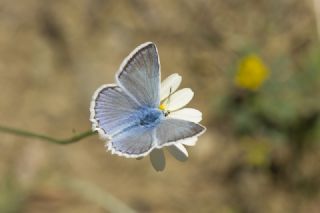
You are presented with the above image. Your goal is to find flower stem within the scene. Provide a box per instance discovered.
[0,125,96,144]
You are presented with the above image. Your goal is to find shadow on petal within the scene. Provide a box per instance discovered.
[168,144,188,162]
[150,149,166,171]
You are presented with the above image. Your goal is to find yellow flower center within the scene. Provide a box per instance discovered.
[159,104,166,111]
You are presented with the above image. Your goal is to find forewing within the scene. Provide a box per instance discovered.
[117,42,160,108]
[108,126,155,157]
[155,118,206,147]
[90,84,140,137]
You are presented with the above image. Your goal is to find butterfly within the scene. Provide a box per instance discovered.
[90,42,206,158]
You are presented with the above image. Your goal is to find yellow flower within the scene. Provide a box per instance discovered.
[234,54,269,91]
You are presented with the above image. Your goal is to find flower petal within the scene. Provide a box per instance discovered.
[165,88,194,111]
[168,108,202,123]
[150,149,166,171]
[160,73,182,101]
[167,144,188,162]
[180,137,198,146]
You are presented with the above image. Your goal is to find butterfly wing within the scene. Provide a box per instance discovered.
[116,42,160,108]
[91,42,161,157]
[90,84,140,138]
[91,84,157,157]
[155,118,206,147]
[108,125,155,158]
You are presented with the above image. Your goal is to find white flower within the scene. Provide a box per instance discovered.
[149,73,203,171]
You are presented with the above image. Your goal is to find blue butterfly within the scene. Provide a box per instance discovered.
[90,42,206,158]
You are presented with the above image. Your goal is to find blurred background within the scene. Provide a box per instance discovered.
[0,0,320,212]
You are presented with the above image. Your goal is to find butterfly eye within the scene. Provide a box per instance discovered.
[164,111,170,117]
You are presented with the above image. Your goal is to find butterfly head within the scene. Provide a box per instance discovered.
[159,103,170,117]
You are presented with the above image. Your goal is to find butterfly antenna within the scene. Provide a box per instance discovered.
[163,87,173,116]
[167,87,172,107]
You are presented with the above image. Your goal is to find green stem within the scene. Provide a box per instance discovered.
[0,125,96,144]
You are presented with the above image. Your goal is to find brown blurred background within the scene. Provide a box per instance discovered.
[1,0,320,212]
